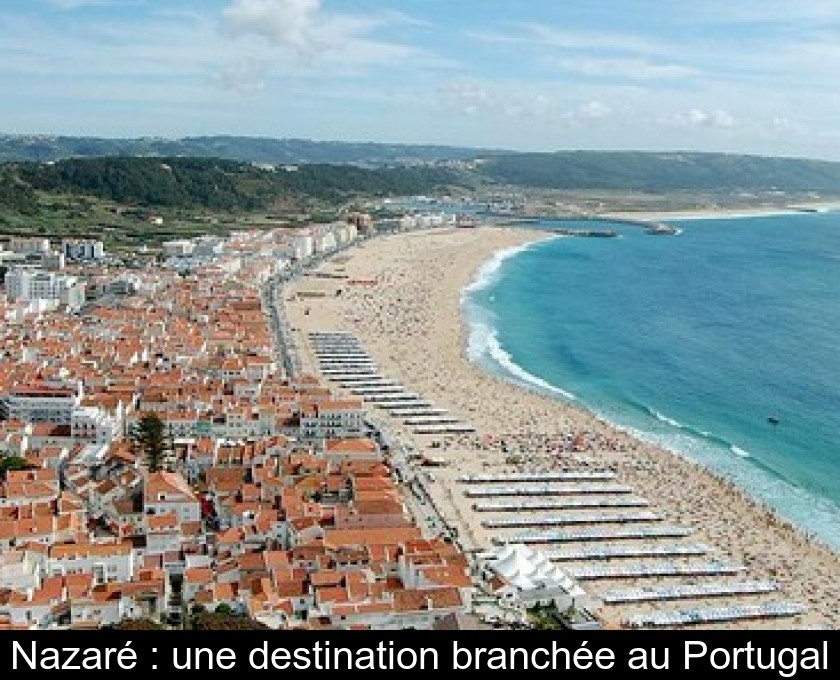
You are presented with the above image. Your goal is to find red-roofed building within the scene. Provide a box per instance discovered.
[299,400,365,441]
[145,513,180,555]
[1,382,81,424]
[144,471,200,523]
[322,527,421,550]
[323,437,380,462]
[183,566,213,603]
[48,541,135,584]
[333,498,410,530]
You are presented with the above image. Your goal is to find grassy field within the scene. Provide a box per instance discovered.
[0,192,336,252]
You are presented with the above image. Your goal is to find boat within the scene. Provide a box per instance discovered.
[768,416,780,425]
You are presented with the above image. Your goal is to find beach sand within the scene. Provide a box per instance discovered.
[602,203,840,222]
[285,226,840,629]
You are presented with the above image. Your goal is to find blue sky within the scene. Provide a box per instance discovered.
[3,0,840,159]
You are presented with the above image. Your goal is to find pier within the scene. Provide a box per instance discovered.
[583,214,680,235]
[554,228,617,237]
[490,214,679,236]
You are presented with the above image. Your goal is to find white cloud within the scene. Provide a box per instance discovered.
[549,57,697,81]
[743,115,818,143]
[219,0,450,73]
[769,116,806,134]
[437,82,494,116]
[4,0,839,158]
[570,101,612,120]
[480,23,670,57]
[468,17,840,95]
[438,82,612,126]
[211,59,272,95]
[222,0,321,53]
[660,108,736,129]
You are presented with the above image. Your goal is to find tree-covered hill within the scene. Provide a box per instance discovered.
[0,167,39,213]
[4,151,840,215]
[475,151,840,193]
[0,134,492,166]
[4,135,840,197]
[2,156,467,210]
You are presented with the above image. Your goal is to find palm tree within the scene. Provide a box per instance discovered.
[130,413,171,472]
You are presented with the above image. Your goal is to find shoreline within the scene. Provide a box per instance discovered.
[460,239,840,558]
[284,225,840,629]
[600,202,840,222]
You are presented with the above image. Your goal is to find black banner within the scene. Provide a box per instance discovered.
[1,630,835,676]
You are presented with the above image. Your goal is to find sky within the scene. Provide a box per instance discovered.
[2,0,840,159]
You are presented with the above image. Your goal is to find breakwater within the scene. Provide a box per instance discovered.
[488,214,678,235]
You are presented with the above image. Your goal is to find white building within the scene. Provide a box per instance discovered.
[144,471,201,524]
[479,543,587,611]
[4,268,85,310]
[193,236,224,258]
[8,237,50,255]
[1,383,82,424]
[40,251,66,271]
[291,233,314,261]
[47,542,136,584]
[0,551,41,593]
[145,514,181,555]
[71,406,121,444]
[313,230,337,255]
[108,277,138,296]
[69,593,128,628]
[63,239,104,261]
[399,215,419,230]
[299,399,366,440]
[333,223,358,246]
[161,239,195,258]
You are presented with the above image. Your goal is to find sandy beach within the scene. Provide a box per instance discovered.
[285,225,840,629]
[602,202,840,222]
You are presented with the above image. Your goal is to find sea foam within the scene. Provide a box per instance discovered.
[458,218,840,551]
[461,240,542,298]
[462,236,574,400]
[467,315,576,400]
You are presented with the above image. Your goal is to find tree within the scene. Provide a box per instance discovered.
[0,455,34,477]
[130,412,172,472]
[108,617,165,631]
[525,602,562,630]
[191,611,269,631]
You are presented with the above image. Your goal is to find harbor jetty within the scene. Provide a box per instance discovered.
[492,220,617,238]
[554,228,617,238]
[487,214,679,236]
[586,215,680,235]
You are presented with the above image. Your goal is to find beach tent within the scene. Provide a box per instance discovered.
[480,543,586,609]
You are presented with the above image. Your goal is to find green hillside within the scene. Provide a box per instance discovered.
[0,134,491,166]
[476,151,840,193]
[3,156,466,210]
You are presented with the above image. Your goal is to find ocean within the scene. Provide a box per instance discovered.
[463,211,840,552]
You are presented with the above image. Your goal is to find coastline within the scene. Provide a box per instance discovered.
[600,202,840,222]
[284,225,840,629]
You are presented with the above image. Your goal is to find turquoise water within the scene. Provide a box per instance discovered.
[463,211,840,551]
